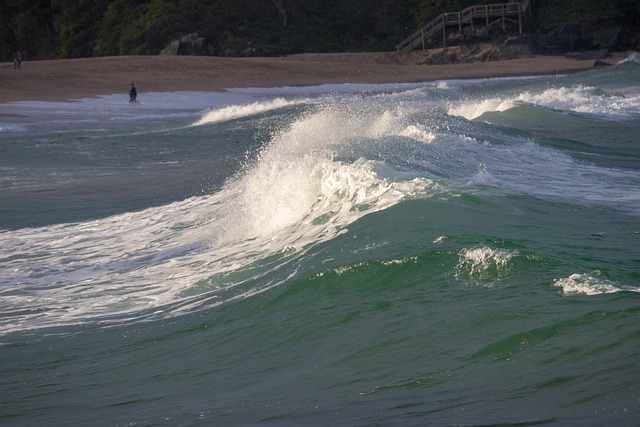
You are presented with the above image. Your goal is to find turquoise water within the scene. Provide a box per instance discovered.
[1,56,640,426]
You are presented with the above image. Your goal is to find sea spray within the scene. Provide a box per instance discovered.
[455,246,518,285]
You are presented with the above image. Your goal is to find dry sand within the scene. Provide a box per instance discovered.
[0,51,629,104]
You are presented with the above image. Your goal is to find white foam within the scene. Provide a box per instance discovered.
[212,104,432,243]
[617,51,640,65]
[448,98,516,120]
[0,91,254,136]
[399,124,436,143]
[553,273,640,296]
[455,246,518,284]
[519,86,638,118]
[448,84,640,121]
[192,97,306,126]
[226,82,429,97]
[433,235,448,244]
[0,101,434,335]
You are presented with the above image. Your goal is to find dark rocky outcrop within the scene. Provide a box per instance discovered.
[535,20,624,55]
[160,33,215,56]
[160,33,301,57]
[593,60,614,67]
[416,40,535,65]
[565,49,610,60]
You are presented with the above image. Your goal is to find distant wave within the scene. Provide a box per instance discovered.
[617,51,640,65]
[192,97,309,126]
[448,84,639,121]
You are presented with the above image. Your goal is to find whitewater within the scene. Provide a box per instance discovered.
[1,55,639,426]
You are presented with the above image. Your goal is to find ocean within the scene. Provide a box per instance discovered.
[1,55,639,426]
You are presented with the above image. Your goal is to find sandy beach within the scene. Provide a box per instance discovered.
[0,51,629,103]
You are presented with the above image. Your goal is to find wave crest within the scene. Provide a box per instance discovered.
[192,97,304,126]
[448,83,639,121]
[455,246,518,285]
[553,272,640,296]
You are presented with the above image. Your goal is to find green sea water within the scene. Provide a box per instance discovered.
[1,58,639,426]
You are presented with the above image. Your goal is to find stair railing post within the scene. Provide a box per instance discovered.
[518,3,522,33]
[502,5,506,30]
[442,14,447,47]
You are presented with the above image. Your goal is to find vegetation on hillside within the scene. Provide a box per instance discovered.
[0,0,637,61]
[533,0,637,30]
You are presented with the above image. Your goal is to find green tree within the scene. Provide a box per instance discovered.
[0,0,56,60]
[53,0,110,57]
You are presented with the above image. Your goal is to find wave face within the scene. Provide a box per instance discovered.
[1,57,640,426]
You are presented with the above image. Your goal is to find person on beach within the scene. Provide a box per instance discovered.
[13,51,22,70]
[129,83,138,104]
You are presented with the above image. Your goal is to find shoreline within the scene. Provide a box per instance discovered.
[0,51,631,104]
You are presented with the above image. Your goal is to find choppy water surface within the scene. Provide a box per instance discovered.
[1,56,639,426]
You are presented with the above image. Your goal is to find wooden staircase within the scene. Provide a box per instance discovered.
[395,0,532,52]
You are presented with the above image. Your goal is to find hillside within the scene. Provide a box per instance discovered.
[1,0,638,62]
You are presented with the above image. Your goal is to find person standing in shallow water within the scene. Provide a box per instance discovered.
[129,83,139,104]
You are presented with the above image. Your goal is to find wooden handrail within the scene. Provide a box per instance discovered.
[395,0,530,52]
